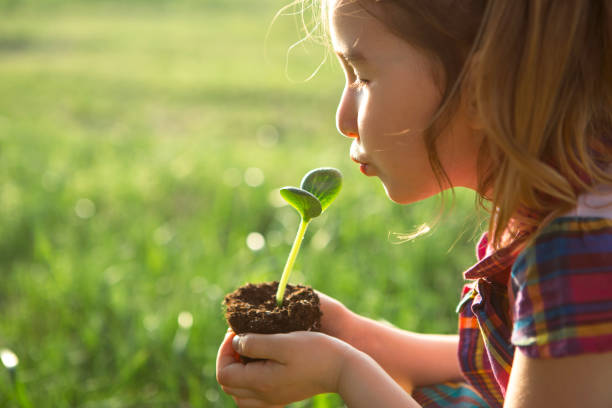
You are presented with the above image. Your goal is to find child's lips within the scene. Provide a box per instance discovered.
[351,155,373,176]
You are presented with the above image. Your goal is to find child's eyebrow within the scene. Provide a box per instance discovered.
[335,49,367,63]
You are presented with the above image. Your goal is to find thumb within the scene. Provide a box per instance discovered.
[232,333,292,362]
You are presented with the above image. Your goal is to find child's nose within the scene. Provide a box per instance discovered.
[336,87,358,139]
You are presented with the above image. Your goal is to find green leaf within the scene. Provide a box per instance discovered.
[279,187,322,222]
[300,167,343,212]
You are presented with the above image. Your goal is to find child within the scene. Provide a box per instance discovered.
[217,0,612,406]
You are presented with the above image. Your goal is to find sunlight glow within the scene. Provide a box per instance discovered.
[256,124,279,148]
[178,311,194,329]
[0,349,18,369]
[244,167,264,187]
[75,198,96,219]
[246,232,266,251]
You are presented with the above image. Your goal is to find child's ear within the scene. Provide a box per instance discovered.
[460,51,485,131]
[465,96,484,132]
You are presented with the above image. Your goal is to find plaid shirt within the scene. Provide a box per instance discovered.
[412,216,612,407]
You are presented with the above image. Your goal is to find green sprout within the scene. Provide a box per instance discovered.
[275,167,342,307]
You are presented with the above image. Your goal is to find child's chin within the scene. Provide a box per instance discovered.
[383,184,431,205]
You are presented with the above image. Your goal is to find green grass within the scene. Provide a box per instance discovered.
[0,1,486,406]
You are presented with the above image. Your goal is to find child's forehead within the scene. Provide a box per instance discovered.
[329,14,376,59]
[330,17,428,72]
[327,1,398,56]
[328,0,378,39]
[327,0,366,15]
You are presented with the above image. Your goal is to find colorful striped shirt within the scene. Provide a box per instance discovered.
[412,215,612,407]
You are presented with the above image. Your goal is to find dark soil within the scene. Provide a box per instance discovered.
[223,281,322,362]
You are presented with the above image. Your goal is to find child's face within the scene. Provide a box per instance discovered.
[328,0,481,203]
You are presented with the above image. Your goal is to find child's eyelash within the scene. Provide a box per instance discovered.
[349,78,369,90]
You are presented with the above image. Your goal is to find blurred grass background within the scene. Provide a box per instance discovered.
[0,0,487,406]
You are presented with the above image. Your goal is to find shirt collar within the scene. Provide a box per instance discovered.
[463,233,520,284]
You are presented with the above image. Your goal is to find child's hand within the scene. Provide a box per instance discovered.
[216,329,354,406]
[315,290,354,338]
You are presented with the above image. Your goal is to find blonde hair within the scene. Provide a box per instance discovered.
[472,1,612,249]
[287,0,612,250]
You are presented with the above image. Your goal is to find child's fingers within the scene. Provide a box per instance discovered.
[216,331,242,384]
[232,333,292,363]
[217,357,281,389]
[224,327,239,359]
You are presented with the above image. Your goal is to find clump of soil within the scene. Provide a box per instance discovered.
[224,281,322,362]
[224,281,322,334]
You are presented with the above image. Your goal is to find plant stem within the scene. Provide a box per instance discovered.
[276,218,309,307]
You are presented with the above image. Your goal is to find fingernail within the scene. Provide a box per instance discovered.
[232,335,242,353]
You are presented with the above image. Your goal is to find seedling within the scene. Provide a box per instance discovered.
[275,167,342,307]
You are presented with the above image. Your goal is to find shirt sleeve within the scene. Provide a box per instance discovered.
[510,217,612,359]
